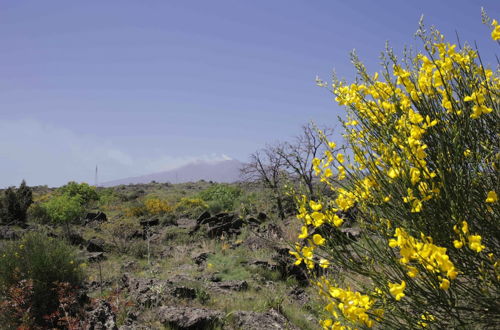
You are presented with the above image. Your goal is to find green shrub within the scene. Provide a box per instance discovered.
[58,181,99,206]
[97,188,120,210]
[174,197,208,218]
[197,184,241,213]
[43,194,85,225]
[291,18,499,329]
[0,232,83,326]
[27,203,51,224]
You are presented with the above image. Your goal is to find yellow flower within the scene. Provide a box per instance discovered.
[468,235,485,253]
[407,266,419,278]
[453,240,463,249]
[319,258,330,268]
[388,280,406,301]
[332,214,344,227]
[309,200,323,211]
[463,149,471,157]
[486,191,497,203]
[313,234,326,246]
[439,278,450,290]
[336,153,345,163]
[298,226,308,239]
[491,19,500,40]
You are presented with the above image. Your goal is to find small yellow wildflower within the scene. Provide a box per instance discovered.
[486,191,497,203]
[313,234,326,246]
[440,278,450,290]
[388,280,406,301]
[468,235,485,253]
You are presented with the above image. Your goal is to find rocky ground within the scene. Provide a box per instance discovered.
[1,209,326,329]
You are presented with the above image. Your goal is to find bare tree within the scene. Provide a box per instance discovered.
[275,123,335,198]
[240,147,288,220]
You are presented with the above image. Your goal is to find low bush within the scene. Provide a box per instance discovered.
[197,184,241,213]
[173,197,208,218]
[0,232,84,327]
[58,181,99,206]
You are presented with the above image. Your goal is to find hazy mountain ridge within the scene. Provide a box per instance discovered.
[101,159,243,186]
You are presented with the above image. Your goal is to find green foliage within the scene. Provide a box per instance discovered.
[58,181,99,206]
[173,197,208,218]
[197,184,241,213]
[27,203,51,224]
[42,194,85,225]
[97,188,120,209]
[0,180,33,224]
[0,232,83,326]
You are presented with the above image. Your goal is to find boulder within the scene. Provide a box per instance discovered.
[157,306,222,329]
[196,211,211,224]
[191,213,244,237]
[85,212,107,224]
[231,309,299,330]
[87,238,105,252]
[85,300,117,330]
[68,232,85,246]
[87,252,106,263]
[192,251,211,265]
[140,219,159,227]
[172,286,197,299]
[257,212,268,222]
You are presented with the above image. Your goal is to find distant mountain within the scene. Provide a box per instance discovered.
[101,159,243,187]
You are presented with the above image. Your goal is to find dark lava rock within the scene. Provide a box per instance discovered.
[192,252,211,265]
[0,226,19,240]
[289,287,310,305]
[87,252,106,263]
[157,306,222,329]
[257,212,268,221]
[85,212,108,223]
[172,286,197,299]
[140,219,159,227]
[192,213,244,237]
[273,247,309,284]
[87,238,105,252]
[121,274,169,307]
[85,300,117,330]
[231,308,299,330]
[196,211,211,224]
[68,232,85,246]
[208,280,248,292]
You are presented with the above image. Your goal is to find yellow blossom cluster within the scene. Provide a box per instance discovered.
[389,228,457,289]
[295,17,499,328]
[453,221,486,253]
[317,277,382,329]
[144,198,173,215]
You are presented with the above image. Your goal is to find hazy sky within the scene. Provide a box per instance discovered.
[1,1,499,187]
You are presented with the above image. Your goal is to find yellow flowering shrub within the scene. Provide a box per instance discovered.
[125,198,173,217]
[291,16,499,329]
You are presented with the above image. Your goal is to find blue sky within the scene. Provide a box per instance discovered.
[1,0,498,187]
